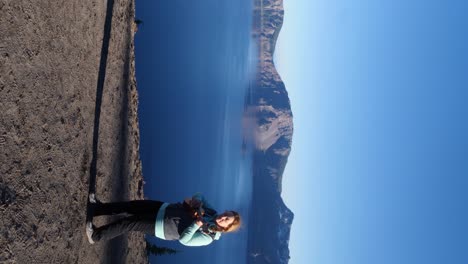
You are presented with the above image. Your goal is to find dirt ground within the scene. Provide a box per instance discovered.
[0,0,148,263]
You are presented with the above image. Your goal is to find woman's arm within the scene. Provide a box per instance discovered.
[179,222,213,246]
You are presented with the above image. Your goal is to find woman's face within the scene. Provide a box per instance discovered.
[215,211,235,228]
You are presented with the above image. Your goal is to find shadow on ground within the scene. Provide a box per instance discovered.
[86,0,135,262]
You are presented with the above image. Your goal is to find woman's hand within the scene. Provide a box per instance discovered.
[195,217,204,227]
[184,197,204,219]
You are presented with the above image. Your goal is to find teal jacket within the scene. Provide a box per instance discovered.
[154,193,222,246]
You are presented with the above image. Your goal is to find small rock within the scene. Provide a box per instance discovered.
[0,183,16,206]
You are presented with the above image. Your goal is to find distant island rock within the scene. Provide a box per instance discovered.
[247,0,294,264]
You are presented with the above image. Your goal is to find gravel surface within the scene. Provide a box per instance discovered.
[0,0,147,263]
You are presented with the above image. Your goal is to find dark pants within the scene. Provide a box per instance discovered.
[91,200,164,242]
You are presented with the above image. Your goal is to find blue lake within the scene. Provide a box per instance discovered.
[135,0,255,262]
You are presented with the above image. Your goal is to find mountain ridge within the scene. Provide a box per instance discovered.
[247,0,294,263]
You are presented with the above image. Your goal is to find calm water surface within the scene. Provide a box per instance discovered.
[135,0,255,263]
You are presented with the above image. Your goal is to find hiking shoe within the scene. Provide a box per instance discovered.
[89,193,97,204]
[86,221,95,244]
[88,193,101,204]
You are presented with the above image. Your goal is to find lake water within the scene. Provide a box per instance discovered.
[135,0,255,262]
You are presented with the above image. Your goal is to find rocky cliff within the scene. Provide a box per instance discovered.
[247,0,294,263]
[252,0,292,192]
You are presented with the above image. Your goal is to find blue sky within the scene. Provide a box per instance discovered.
[276,0,468,263]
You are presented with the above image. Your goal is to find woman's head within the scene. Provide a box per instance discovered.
[215,211,241,232]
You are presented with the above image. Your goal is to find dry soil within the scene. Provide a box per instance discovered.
[0,0,147,263]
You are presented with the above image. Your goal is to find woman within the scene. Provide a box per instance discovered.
[86,193,241,246]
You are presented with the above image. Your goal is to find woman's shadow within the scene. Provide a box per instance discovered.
[85,0,134,262]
